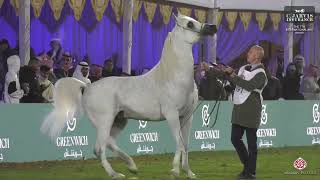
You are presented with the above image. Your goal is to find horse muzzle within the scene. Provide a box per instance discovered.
[200,24,217,36]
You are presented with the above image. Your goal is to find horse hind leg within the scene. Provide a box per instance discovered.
[108,134,138,173]
[93,112,126,179]
[108,115,138,173]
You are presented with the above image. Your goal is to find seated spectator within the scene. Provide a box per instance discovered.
[282,63,304,100]
[38,65,54,103]
[73,61,91,84]
[0,39,11,100]
[275,51,285,82]
[89,64,102,83]
[54,52,74,79]
[262,67,282,100]
[47,38,64,67]
[38,53,57,84]
[19,58,45,103]
[300,64,320,100]
[3,55,24,103]
[293,54,305,77]
[0,39,14,90]
[102,59,119,77]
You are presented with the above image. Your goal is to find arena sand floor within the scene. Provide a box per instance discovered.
[0,146,319,180]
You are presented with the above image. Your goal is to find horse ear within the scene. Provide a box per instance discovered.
[173,13,178,22]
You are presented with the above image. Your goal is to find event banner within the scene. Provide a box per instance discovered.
[0,101,320,162]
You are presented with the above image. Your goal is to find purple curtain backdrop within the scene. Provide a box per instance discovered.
[216,14,288,64]
[300,18,320,66]
[29,0,123,67]
[0,0,18,47]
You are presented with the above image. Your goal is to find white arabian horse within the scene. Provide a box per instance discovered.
[41,13,216,179]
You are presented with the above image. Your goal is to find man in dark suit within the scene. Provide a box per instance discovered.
[203,45,267,180]
[53,52,75,80]
[226,45,267,180]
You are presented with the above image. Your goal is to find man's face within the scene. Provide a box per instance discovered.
[247,48,258,64]
[63,56,72,63]
[51,42,60,51]
[81,67,89,77]
[91,65,102,77]
[30,61,40,72]
[62,59,72,70]
[63,56,72,69]
[40,70,50,80]
[295,60,304,69]
[310,66,319,77]
[287,65,297,76]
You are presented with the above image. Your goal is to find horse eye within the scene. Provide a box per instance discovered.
[187,21,194,29]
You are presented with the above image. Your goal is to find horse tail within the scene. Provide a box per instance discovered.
[40,77,87,140]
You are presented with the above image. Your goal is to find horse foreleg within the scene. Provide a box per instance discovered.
[181,114,196,179]
[165,110,183,179]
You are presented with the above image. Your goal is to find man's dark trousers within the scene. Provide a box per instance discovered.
[231,123,258,175]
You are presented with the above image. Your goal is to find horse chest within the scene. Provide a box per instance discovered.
[170,80,194,104]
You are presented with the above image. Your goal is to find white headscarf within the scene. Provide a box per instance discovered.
[73,61,91,84]
[4,55,24,103]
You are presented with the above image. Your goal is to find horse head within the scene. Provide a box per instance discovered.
[173,13,217,44]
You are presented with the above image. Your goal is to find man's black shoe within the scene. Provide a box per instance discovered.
[236,170,246,178]
[238,173,256,180]
[236,168,248,178]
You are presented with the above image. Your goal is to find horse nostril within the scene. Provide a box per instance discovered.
[210,25,217,33]
[200,24,217,36]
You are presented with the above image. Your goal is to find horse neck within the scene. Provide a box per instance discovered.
[153,29,194,85]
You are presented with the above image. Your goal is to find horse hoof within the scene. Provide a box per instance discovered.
[128,165,138,174]
[186,172,197,179]
[170,169,180,179]
[112,173,126,179]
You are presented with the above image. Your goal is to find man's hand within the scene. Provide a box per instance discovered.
[223,67,234,74]
[223,67,236,78]
[201,62,210,72]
